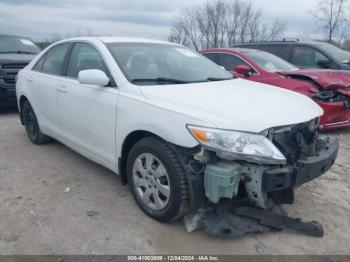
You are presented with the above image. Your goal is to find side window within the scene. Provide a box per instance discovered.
[259,45,291,61]
[202,53,220,65]
[67,43,108,79]
[203,53,249,71]
[42,44,70,76]
[32,55,45,72]
[218,53,249,71]
[291,46,333,68]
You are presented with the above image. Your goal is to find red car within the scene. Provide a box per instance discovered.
[201,48,350,131]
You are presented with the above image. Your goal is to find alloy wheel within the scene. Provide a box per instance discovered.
[132,153,171,211]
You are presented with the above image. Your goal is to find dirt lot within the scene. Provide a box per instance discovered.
[0,109,349,255]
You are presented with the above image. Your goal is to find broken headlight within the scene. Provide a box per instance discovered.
[187,125,287,165]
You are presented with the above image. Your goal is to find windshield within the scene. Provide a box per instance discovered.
[0,35,40,54]
[242,50,298,72]
[107,43,233,85]
[313,42,350,64]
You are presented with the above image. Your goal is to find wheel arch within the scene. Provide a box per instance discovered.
[19,95,29,125]
[118,130,162,184]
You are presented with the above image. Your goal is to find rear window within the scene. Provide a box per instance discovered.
[41,44,70,76]
[33,56,45,72]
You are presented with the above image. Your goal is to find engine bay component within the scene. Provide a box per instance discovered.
[243,165,271,209]
[204,161,241,204]
[182,122,338,239]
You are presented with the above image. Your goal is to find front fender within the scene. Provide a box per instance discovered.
[115,95,209,159]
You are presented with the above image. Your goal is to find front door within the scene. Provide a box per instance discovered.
[57,42,118,168]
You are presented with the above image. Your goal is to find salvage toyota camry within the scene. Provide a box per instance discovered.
[16,37,339,236]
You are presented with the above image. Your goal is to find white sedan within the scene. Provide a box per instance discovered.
[16,37,338,223]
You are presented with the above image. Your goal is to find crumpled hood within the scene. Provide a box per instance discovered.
[279,69,350,96]
[256,74,318,97]
[140,78,323,133]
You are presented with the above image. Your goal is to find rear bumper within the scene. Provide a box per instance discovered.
[318,101,350,131]
[263,138,339,192]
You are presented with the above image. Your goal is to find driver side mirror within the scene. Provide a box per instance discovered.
[235,65,252,77]
[78,69,110,86]
[317,59,331,69]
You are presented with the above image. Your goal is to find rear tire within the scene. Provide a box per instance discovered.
[126,137,189,222]
[22,101,51,145]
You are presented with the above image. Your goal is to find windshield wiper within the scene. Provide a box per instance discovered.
[131,77,190,84]
[131,76,234,85]
[206,76,234,81]
[0,51,37,55]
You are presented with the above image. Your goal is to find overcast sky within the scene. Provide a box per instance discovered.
[0,0,321,41]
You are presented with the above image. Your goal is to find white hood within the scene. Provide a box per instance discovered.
[140,78,323,133]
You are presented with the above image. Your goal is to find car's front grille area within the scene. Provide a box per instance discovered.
[0,63,28,85]
[271,121,318,164]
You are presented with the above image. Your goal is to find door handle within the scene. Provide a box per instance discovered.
[57,85,67,93]
[27,76,33,82]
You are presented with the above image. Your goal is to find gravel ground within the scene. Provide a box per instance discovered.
[0,109,349,255]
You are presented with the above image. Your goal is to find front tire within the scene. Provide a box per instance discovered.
[126,137,189,222]
[22,101,51,145]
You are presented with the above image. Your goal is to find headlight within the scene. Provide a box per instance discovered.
[187,125,286,165]
[308,117,320,132]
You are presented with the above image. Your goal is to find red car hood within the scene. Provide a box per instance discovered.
[279,69,350,96]
[252,74,318,97]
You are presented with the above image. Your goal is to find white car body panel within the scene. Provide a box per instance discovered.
[25,72,61,133]
[16,37,323,175]
[139,78,323,133]
[56,77,119,168]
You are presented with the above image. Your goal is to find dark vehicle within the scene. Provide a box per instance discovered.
[0,34,40,107]
[236,39,350,71]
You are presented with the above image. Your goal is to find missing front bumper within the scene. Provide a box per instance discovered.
[174,137,338,238]
[264,137,339,190]
[203,137,339,209]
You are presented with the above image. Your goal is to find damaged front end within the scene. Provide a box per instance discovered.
[313,90,350,130]
[279,70,350,131]
[177,119,339,238]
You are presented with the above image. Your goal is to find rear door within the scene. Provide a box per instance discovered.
[28,43,71,134]
[57,42,119,168]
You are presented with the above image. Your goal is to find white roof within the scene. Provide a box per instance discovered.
[55,36,178,46]
[99,37,177,45]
